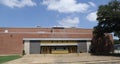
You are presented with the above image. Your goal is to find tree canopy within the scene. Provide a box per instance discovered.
[90,0,120,54]
[96,0,120,39]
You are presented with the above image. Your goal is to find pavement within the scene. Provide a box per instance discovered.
[4,53,120,64]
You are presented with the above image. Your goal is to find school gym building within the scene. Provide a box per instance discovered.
[0,27,113,55]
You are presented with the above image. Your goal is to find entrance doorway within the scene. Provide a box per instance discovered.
[40,46,77,54]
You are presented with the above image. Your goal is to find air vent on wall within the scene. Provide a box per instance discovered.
[4,30,8,33]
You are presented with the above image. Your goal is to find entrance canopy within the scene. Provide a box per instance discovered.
[41,43,77,46]
[23,38,91,41]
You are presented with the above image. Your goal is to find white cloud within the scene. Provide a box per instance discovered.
[42,0,95,13]
[0,0,36,8]
[86,11,97,22]
[58,17,80,28]
[88,2,96,7]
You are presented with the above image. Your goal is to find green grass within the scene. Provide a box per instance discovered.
[0,55,21,64]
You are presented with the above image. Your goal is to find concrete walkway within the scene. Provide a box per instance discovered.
[4,53,120,64]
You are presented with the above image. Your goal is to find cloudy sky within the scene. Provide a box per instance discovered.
[0,0,111,28]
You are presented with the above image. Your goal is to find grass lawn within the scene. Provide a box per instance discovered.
[0,55,21,64]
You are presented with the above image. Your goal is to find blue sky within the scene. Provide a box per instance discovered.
[0,0,111,28]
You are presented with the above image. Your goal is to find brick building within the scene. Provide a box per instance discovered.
[0,27,113,55]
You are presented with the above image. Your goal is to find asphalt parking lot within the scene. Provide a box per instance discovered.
[4,53,120,64]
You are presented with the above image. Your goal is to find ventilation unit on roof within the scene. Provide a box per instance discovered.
[35,25,41,28]
[52,27,64,29]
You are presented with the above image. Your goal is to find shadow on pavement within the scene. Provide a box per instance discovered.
[91,53,120,57]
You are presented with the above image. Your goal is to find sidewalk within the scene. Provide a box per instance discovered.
[4,53,120,64]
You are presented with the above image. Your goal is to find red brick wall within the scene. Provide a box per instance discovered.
[0,34,23,55]
[0,27,112,55]
[0,28,93,33]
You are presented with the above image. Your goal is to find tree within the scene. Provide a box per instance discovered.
[90,26,113,54]
[90,0,120,54]
[97,0,120,39]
